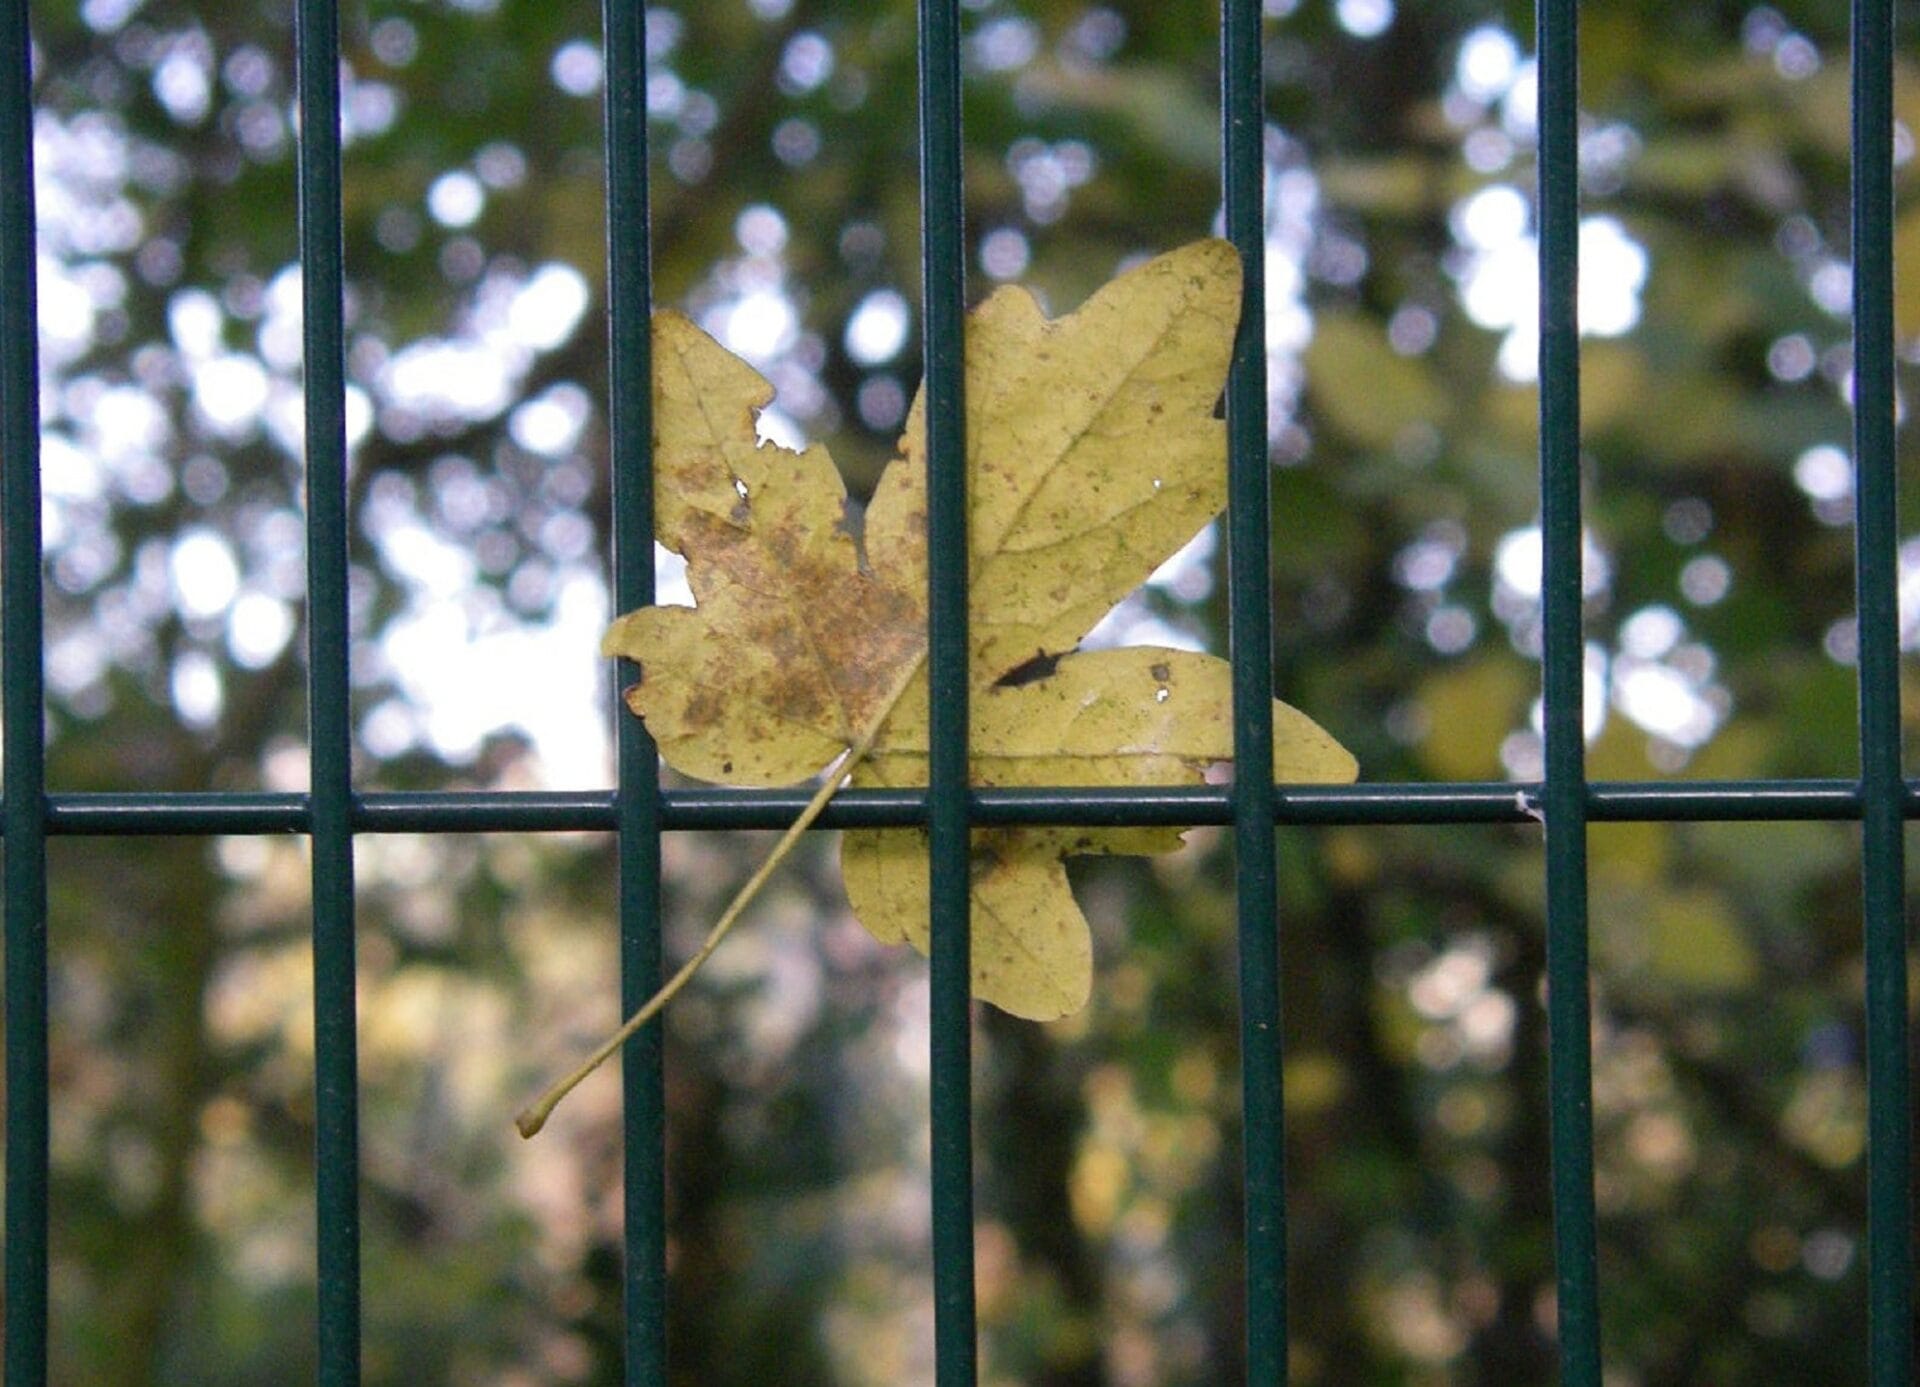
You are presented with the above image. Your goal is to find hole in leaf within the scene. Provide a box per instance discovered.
[993,648,1063,688]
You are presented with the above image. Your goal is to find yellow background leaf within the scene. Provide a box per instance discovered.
[1896,204,1920,340]
[1303,309,1449,449]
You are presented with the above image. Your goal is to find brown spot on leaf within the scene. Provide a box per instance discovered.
[762,659,827,725]
[683,688,726,730]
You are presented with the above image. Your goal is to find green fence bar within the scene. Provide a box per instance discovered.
[1220,1,1287,1381]
[917,1,976,1381]
[1535,0,1602,1381]
[20,777,1920,838]
[600,1,668,1380]
[1,0,48,1380]
[294,1,362,1381]
[1849,0,1915,1380]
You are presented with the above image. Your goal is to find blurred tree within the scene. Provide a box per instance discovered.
[14,0,1914,1383]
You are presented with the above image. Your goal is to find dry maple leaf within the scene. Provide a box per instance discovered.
[603,238,1355,1020]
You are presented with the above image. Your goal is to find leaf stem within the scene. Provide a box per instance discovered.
[516,653,926,1138]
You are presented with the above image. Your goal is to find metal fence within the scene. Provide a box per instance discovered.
[0,1,1911,1385]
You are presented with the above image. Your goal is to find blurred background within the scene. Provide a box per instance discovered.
[14,0,1920,1382]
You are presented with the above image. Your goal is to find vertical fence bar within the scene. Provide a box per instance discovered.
[294,2,361,1381]
[601,1,667,1380]
[917,1,975,1381]
[0,1,48,1381]
[1849,0,1914,1380]
[1220,2,1286,1381]
[1535,0,1601,1380]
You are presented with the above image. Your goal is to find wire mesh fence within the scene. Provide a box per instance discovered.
[0,1,1911,1385]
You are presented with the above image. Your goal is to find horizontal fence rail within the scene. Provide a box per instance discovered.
[0,0,1910,1385]
[8,780,1920,836]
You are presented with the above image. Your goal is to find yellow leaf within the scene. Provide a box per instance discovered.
[1316,155,1453,216]
[600,313,924,785]
[1412,657,1530,781]
[605,240,1356,1021]
[1303,309,1448,449]
[864,239,1245,682]
[1597,884,1758,994]
[845,649,1355,1017]
[1896,205,1920,341]
[1644,888,1757,992]
[1580,342,1649,438]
